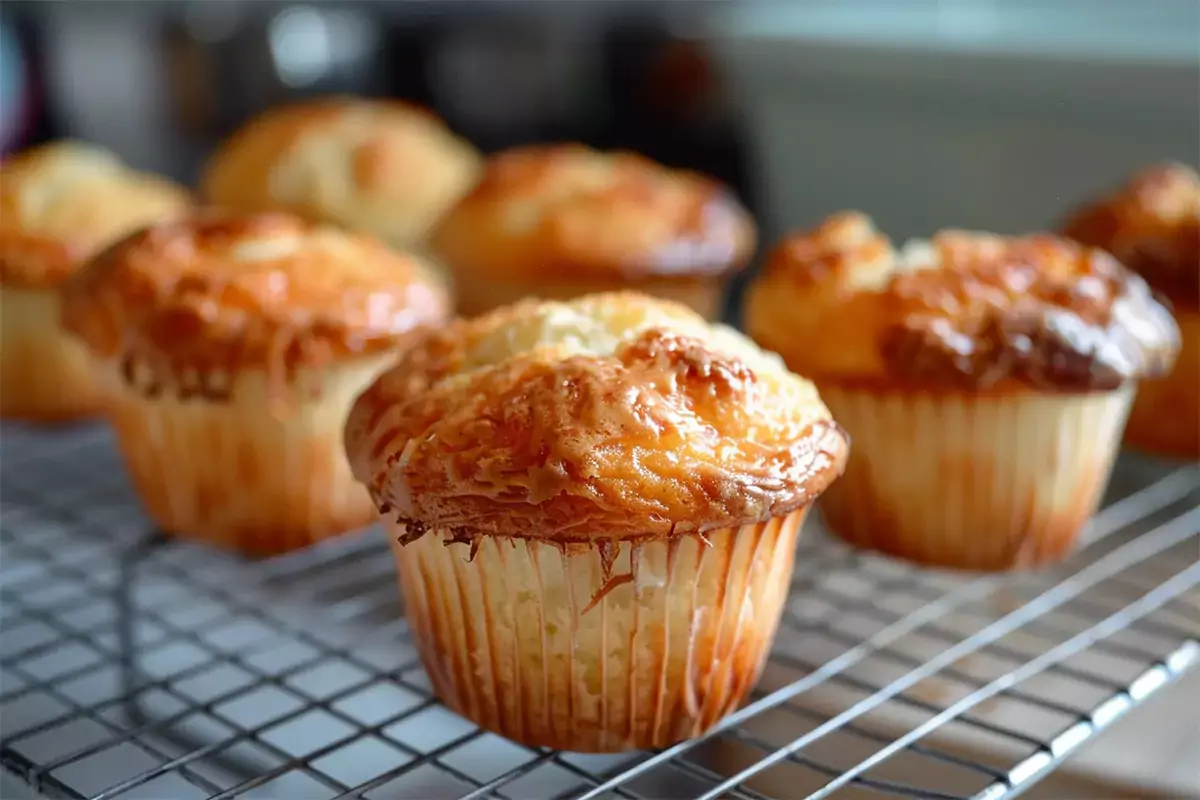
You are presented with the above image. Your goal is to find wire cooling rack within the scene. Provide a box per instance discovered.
[0,421,1197,800]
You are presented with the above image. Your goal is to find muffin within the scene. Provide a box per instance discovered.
[744,213,1179,571]
[62,212,449,555]
[200,97,481,251]
[344,292,849,751]
[430,144,757,319]
[1063,163,1200,459]
[0,142,191,421]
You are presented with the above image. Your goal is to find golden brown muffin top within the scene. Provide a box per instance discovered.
[1062,162,1200,311]
[430,144,757,284]
[200,97,482,247]
[744,212,1179,392]
[0,142,192,290]
[62,213,449,400]
[345,292,848,545]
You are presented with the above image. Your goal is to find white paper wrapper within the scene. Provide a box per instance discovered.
[388,508,808,752]
[1124,308,1199,459]
[99,355,394,555]
[0,287,102,422]
[816,386,1135,571]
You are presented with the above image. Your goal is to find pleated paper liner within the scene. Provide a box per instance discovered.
[0,287,103,422]
[816,384,1135,571]
[1123,308,1200,460]
[98,355,393,556]
[389,508,809,752]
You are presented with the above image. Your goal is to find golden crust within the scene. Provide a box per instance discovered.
[61,212,450,399]
[431,144,756,283]
[201,97,482,246]
[346,292,848,543]
[0,142,192,289]
[744,212,1180,391]
[1062,162,1200,311]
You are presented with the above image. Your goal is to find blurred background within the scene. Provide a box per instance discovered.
[0,0,752,200]
[3,0,1197,249]
[0,3,1197,797]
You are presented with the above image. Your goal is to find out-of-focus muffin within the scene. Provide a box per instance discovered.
[1063,163,1200,459]
[430,144,757,319]
[201,97,482,251]
[0,142,191,421]
[62,212,449,555]
[744,212,1179,571]
[345,292,848,752]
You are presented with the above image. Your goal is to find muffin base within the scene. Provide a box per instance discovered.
[388,510,807,752]
[0,287,103,422]
[452,271,724,320]
[816,385,1134,571]
[100,357,392,556]
[1123,307,1199,460]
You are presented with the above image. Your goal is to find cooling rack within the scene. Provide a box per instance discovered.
[0,421,1197,800]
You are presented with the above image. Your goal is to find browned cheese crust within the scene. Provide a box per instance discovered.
[0,142,191,289]
[345,292,848,544]
[201,97,482,245]
[61,213,449,399]
[431,144,756,284]
[744,212,1180,393]
[1063,162,1200,312]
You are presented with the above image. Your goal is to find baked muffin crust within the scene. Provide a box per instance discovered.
[1063,162,1200,311]
[201,97,481,245]
[745,212,1179,392]
[0,142,191,289]
[431,144,756,283]
[346,293,847,544]
[62,213,448,399]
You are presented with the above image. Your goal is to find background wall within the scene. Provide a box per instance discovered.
[715,0,1199,244]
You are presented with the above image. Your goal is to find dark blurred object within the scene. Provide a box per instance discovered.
[0,12,46,156]
[605,24,744,185]
[163,3,387,137]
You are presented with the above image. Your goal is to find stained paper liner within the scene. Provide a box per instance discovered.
[0,287,103,422]
[98,356,393,556]
[1123,308,1199,460]
[816,386,1135,571]
[453,271,724,320]
[388,509,807,752]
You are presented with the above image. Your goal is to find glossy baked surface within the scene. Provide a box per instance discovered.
[431,144,756,283]
[201,97,482,246]
[62,213,449,398]
[1063,162,1200,312]
[0,142,191,289]
[745,212,1179,392]
[346,292,848,543]
[1065,163,1195,311]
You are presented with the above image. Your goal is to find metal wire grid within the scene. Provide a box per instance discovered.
[0,422,1197,800]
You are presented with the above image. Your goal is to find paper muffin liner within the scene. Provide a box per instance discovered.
[387,509,807,752]
[1123,308,1199,459]
[0,287,103,422]
[98,355,394,556]
[452,271,724,320]
[815,385,1134,571]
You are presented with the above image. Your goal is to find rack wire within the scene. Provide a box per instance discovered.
[0,421,1197,800]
